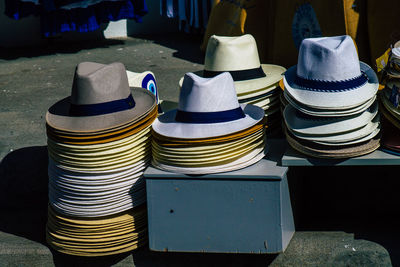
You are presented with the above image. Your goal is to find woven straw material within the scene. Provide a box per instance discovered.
[46,205,147,256]
[285,128,380,159]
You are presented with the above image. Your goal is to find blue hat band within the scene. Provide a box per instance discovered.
[294,73,368,91]
[69,94,135,116]
[175,107,245,124]
[203,66,266,81]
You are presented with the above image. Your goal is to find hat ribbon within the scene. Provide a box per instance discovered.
[69,94,135,116]
[294,73,367,91]
[203,66,266,81]
[175,107,245,123]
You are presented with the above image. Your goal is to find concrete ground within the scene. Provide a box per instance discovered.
[0,33,398,266]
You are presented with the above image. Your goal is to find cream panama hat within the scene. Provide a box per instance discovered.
[283,35,378,110]
[179,34,285,94]
[46,62,156,133]
[152,72,264,139]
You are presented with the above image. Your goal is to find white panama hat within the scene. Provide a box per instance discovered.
[179,34,285,95]
[152,72,264,139]
[284,100,378,136]
[283,90,376,117]
[289,114,380,143]
[283,35,378,109]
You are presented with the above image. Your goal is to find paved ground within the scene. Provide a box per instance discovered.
[0,33,398,266]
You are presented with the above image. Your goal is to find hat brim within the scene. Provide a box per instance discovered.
[386,68,400,78]
[381,88,400,117]
[152,145,266,175]
[289,114,380,143]
[284,90,376,117]
[241,93,280,106]
[179,65,285,95]
[238,88,279,103]
[313,126,380,146]
[285,129,380,159]
[284,101,378,136]
[46,87,156,133]
[152,104,264,139]
[152,136,264,163]
[234,64,286,94]
[152,129,263,154]
[284,62,378,109]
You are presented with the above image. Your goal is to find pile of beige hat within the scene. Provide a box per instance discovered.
[45,62,157,256]
[282,35,380,158]
[181,34,285,135]
[152,72,266,175]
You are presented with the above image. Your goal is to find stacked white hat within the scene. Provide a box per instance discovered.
[153,72,266,175]
[180,34,285,135]
[282,35,380,158]
[45,62,157,256]
[379,42,400,154]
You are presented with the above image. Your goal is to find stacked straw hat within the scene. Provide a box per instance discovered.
[152,72,266,175]
[45,62,157,256]
[180,34,286,134]
[379,43,400,153]
[282,35,380,158]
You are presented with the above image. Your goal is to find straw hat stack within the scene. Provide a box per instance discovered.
[282,35,380,158]
[379,44,400,153]
[153,72,266,175]
[180,34,285,135]
[45,62,157,256]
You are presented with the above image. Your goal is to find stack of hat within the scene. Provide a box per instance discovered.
[180,34,285,135]
[152,72,266,175]
[45,62,157,256]
[282,35,380,158]
[380,44,400,154]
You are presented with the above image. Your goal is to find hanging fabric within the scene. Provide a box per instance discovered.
[160,0,214,32]
[5,0,148,36]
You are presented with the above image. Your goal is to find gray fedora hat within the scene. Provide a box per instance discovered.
[46,62,156,133]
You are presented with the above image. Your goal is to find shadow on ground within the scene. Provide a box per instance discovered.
[0,146,49,245]
[0,38,125,60]
[132,248,277,267]
[0,146,277,266]
[288,165,400,266]
[1,145,398,266]
[131,32,205,64]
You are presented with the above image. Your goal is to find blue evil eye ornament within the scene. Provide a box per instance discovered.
[142,73,159,104]
[292,3,322,50]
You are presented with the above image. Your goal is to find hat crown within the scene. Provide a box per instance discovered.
[204,34,261,72]
[179,72,240,112]
[297,35,361,81]
[70,62,130,105]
